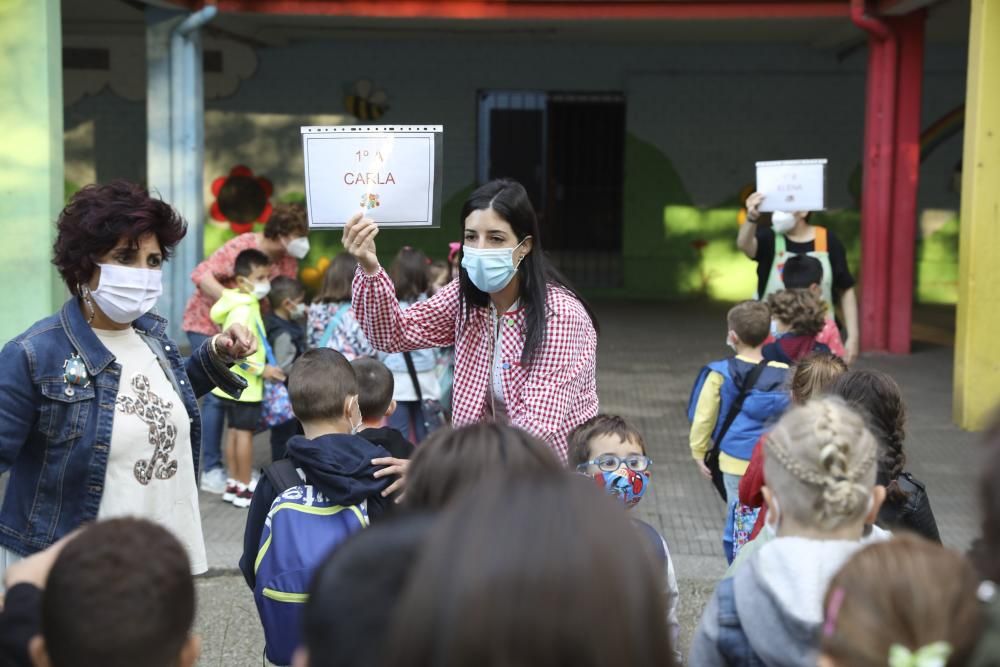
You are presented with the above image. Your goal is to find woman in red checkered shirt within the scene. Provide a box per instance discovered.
[344,179,599,463]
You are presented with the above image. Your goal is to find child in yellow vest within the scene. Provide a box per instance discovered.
[211,249,286,508]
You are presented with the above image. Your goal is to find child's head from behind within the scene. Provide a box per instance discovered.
[351,357,395,425]
[403,423,562,512]
[31,518,197,667]
[763,397,882,536]
[268,276,306,317]
[289,349,360,430]
[827,369,908,506]
[390,246,430,302]
[790,353,848,405]
[427,259,451,294]
[782,254,824,291]
[317,252,357,304]
[726,301,771,350]
[568,414,651,509]
[234,248,271,297]
[767,288,826,337]
[820,535,982,667]
[385,472,674,667]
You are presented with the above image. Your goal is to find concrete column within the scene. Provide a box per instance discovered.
[146,6,215,342]
[0,0,64,342]
[954,0,1000,429]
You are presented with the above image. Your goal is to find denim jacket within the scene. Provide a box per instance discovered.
[0,299,246,556]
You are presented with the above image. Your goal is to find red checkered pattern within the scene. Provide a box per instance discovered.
[352,268,598,462]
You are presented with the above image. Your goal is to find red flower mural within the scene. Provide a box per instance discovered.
[210,165,273,234]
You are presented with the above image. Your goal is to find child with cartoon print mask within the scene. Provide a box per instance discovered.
[569,415,683,665]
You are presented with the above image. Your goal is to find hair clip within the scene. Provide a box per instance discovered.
[887,641,952,667]
[822,587,845,638]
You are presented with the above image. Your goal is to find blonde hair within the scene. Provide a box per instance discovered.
[767,288,826,336]
[821,535,983,667]
[764,397,878,531]
[790,353,848,404]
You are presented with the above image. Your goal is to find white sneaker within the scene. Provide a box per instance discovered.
[232,485,253,509]
[222,478,239,503]
[249,474,259,493]
[200,468,227,494]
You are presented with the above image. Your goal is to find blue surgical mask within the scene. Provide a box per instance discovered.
[589,468,650,509]
[461,239,529,294]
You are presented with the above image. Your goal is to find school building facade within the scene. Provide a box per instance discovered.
[3,0,997,428]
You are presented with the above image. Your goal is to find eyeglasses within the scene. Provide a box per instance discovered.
[577,454,652,473]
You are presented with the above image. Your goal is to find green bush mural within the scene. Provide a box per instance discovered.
[621,132,958,304]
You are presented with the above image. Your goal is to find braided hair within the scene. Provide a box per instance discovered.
[827,370,909,506]
[764,397,878,531]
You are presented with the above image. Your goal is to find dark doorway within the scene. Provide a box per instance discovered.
[478,91,626,289]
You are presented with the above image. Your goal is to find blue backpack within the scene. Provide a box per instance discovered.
[253,459,369,666]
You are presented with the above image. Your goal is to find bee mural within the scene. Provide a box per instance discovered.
[345,79,389,121]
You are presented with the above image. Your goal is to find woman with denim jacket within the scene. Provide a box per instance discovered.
[0,181,256,576]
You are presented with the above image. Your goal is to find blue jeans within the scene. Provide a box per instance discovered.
[387,401,428,444]
[187,332,224,473]
[723,473,742,507]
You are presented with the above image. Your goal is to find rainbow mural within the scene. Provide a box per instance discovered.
[920,105,964,162]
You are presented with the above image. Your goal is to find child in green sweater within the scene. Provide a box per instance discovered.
[210,249,286,508]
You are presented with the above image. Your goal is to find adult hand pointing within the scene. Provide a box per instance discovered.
[342,212,381,275]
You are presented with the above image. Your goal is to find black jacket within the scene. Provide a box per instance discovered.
[0,583,42,667]
[240,433,392,589]
[877,472,941,543]
[360,427,415,461]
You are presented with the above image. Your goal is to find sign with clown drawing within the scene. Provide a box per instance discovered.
[301,125,443,229]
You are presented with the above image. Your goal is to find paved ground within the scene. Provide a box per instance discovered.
[193,300,984,664]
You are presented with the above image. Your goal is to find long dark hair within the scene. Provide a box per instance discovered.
[827,369,909,505]
[458,179,599,365]
[384,472,673,667]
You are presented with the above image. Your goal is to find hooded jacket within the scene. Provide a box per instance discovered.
[690,537,867,667]
[211,288,267,402]
[762,334,831,366]
[240,433,392,589]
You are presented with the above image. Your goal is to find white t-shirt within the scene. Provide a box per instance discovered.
[94,328,208,575]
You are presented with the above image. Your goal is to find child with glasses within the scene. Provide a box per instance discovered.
[569,415,682,665]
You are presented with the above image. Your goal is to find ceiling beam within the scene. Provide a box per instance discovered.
[173,1,850,21]
[877,0,946,15]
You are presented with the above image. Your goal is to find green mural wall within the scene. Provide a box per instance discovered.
[181,132,959,305]
[620,132,958,304]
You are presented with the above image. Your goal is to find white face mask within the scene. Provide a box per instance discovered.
[286,236,310,259]
[725,330,738,352]
[291,302,307,319]
[251,281,271,301]
[349,396,362,434]
[89,264,163,324]
[763,495,781,538]
[771,211,797,235]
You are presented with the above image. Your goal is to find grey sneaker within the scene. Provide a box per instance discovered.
[200,468,227,494]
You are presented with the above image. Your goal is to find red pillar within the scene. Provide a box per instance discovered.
[855,2,925,354]
[887,11,925,354]
[859,32,897,352]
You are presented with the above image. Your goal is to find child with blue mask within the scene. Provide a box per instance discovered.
[569,415,682,665]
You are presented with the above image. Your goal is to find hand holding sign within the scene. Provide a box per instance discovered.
[343,213,381,275]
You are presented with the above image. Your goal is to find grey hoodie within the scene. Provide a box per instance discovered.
[689,537,870,667]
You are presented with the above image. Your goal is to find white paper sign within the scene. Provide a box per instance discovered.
[755,159,827,212]
[301,125,443,228]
